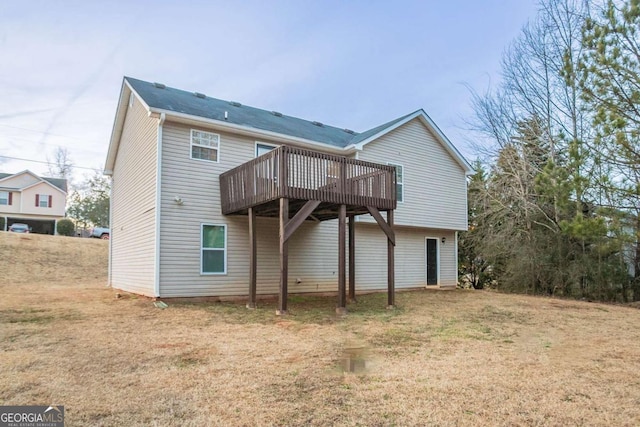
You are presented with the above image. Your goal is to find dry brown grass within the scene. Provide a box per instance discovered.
[2,232,640,426]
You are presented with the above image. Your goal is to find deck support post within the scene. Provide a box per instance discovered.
[337,204,347,315]
[387,209,395,308]
[247,207,257,309]
[348,214,356,303]
[277,198,289,315]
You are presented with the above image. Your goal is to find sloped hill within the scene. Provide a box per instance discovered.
[0,232,108,285]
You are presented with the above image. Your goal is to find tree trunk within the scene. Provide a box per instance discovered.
[633,215,640,302]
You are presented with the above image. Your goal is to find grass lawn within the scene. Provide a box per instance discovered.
[2,232,640,426]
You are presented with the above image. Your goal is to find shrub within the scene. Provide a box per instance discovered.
[57,219,75,236]
[0,217,4,231]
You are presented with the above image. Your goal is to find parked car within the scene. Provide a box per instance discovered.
[9,223,30,233]
[90,227,110,240]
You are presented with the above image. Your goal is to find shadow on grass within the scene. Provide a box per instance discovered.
[171,292,404,325]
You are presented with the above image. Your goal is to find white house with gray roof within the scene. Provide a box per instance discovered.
[0,170,68,234]
[105,77,472,310]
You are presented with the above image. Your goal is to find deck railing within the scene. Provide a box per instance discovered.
[220,145,397,215]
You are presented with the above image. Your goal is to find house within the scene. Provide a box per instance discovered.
[105,77,473,312]
[0,170,68,234]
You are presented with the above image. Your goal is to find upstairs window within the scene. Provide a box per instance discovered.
[0,191,10,205]
[36,194,52,208]
[388,163,404,203]
[191,129,220,162]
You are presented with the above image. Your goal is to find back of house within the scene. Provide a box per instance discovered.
[105,77,472,299]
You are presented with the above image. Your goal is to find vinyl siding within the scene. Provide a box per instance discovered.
[110,95,158,296]
[19,182,66,217]
[157,121,459,297]
[357,117,468,231]
[0,173,40,189]
[159,122,265,297]
[0,191,20,215]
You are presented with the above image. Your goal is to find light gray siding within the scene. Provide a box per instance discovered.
[157,120,459,297]
[357,117,468,231]
[159,122,256,297]
[110,96,158,296]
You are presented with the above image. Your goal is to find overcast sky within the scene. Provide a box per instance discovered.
[0,0,537,185]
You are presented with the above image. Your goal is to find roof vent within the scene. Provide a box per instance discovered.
[229,101,242,107]
[153,82,166,89]
[194,92,206,99]
[312,121,324,127]
[271,111,283,117]
[343,128,355,134]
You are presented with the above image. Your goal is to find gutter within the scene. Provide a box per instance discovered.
[153,112,166,297]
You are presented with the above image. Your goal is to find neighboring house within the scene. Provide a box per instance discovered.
[105,77,473,311]
[0,170,68,234]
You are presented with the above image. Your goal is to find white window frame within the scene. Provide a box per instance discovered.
[38,194,50,208]
[255,141,278,157]
[0,191,8,205]
[200,223,227,275]
[387,162,404,203]
[425,237,440,286]
[190,129,220,163]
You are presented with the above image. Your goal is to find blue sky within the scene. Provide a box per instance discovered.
[0,0,537,184]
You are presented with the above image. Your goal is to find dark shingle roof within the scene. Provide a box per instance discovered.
[348,112,416,145]
[43,177,68,193]
[126,77,412,149]
[0,172,67,192]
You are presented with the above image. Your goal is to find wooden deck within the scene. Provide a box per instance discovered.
[219,145,397,315]
[220,146,397,220]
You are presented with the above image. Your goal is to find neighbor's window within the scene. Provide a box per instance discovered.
[388,163,404,203]
[256,142,277,157]
[37,194,51,208]
[201,224,226,274]
[191,129,220,162]
[0,191,8,205]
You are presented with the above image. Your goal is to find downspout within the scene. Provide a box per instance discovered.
[108,177,113,287]
[154,112,166,297]
[454,231,459,287]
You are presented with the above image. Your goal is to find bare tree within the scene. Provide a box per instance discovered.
[463,0,630,300]
[47,146,74,181]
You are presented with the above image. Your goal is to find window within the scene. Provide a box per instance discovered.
[36,194,51,208]
[191,129,220,162]
[201,224,226,274]
[0,191,9,206]
[388,163,404,202]
[255,142,277,157]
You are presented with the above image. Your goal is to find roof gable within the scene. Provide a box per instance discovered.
[349,111,473,174]
[0,170,68,193]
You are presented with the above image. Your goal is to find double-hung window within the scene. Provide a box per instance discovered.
[0,191,9,205]
[387,163,404,203]
[191,130,220,162]
[201,224,226,274]
[36,194,51,208]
